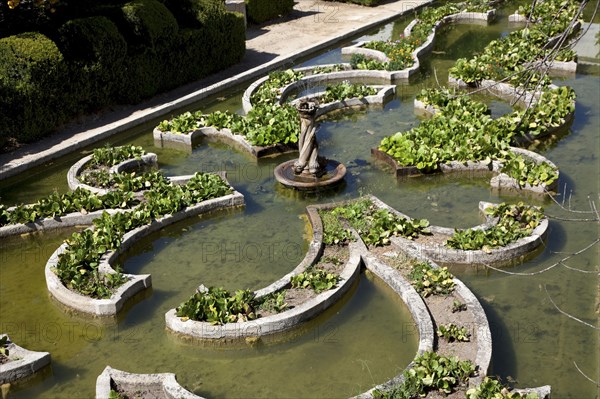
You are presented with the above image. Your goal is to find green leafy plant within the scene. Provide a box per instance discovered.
[0,336,9,358]
[176,287,257,325]
[501,156,558,187]
[290,268,340,293]
[437,323,471,342]
[452,300,467,313]
[325,199,429,246]
[374,351,475,398]
[259,291,288,313]
[350,54,388,70]
[320,81,378,103]
[409,263,455,297]
[446,202,544,251]
[467,376,540,398]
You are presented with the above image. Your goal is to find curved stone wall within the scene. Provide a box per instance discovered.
[0,335,51,384]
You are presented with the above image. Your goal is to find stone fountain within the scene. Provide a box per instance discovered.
[274,99,346,190]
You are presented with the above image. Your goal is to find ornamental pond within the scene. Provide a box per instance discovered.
[0,3,598,398]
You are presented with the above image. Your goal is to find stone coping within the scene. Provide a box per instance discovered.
[387,200,548,267]
[67,153,158,195]
[0,335,51,385]
[154,83,394,157]
[165,209,361,341]
[45,176,245,316]
[341,10,496,81]
[371,145,559,193]
[95,366,201,399]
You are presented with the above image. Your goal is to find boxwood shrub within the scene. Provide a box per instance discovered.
[246,0,295,24]
[0,32,68,143]
[56,16,128,108]
[117,0,179,50]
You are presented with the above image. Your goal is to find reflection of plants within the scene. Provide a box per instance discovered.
[437,323,471,342]
[290,268,340,293]
[176,287,257,325]
[467,376,540,398]
[409,263,455,297]
[320,81,377,103]
[446,202,544,251]
[374,351,475,398]
[0,188,138,227]
[88,145,145,168]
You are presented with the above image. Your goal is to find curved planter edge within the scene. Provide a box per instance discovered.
[45,190,245,317]
[0,335,51,385]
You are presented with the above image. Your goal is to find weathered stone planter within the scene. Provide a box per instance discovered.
[387,200,548,267]
[45,175,245,316]
[67,153,158,195]
[95,366,201,399]
[372,145,559,194]
[0,335,51,384]
[165,206,360,342]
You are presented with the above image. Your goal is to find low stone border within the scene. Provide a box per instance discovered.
[341,10,496,81]
[45,176,245,316]
[67,153,158,195]
[371,145,558,194]
[165,208,361,341]
[353,253,435,398]
[387,200,548,267]
[0,335,51,384]
[95,366,201,399]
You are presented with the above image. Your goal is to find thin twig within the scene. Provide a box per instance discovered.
[544,285,600,330]
[573,361,600,387]
[559,260,600,274]
[480,238,600,276]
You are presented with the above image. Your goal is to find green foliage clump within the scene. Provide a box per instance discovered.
[467,376,540,398]
[449,0,579,86]
[446,202,544,251]
[117,0,178,50]
[290,268,340,293]
[176,287,257,324]
[0,32,67,143]
[501,156,558,187]
[246,0,294,24]
[258,291,288,313]
[80,170,170,192]
[0,188,138,227]
[350,54,388,70]
[320,81,378,103]
[437,323,471,342]
[322,199,429,246]
[0,335,9,358]
[409,263,455,297]
[374,352,475,398]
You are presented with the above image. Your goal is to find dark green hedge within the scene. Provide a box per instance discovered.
[0,32,68,143]
[0,0,246,144]
[246,0,294,24]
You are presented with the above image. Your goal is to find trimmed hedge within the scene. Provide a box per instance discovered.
[118,0,179,50]
[0,0,246,144]
[0,32,68,143]
[57,16,128,107]
[246,0,294,24]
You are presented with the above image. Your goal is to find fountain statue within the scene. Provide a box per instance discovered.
[274,98,346,190]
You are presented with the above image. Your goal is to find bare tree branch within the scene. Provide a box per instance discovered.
[544,285,600,330]
[573,361,600,387]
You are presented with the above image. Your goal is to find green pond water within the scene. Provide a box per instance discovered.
[1,3,599,398]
